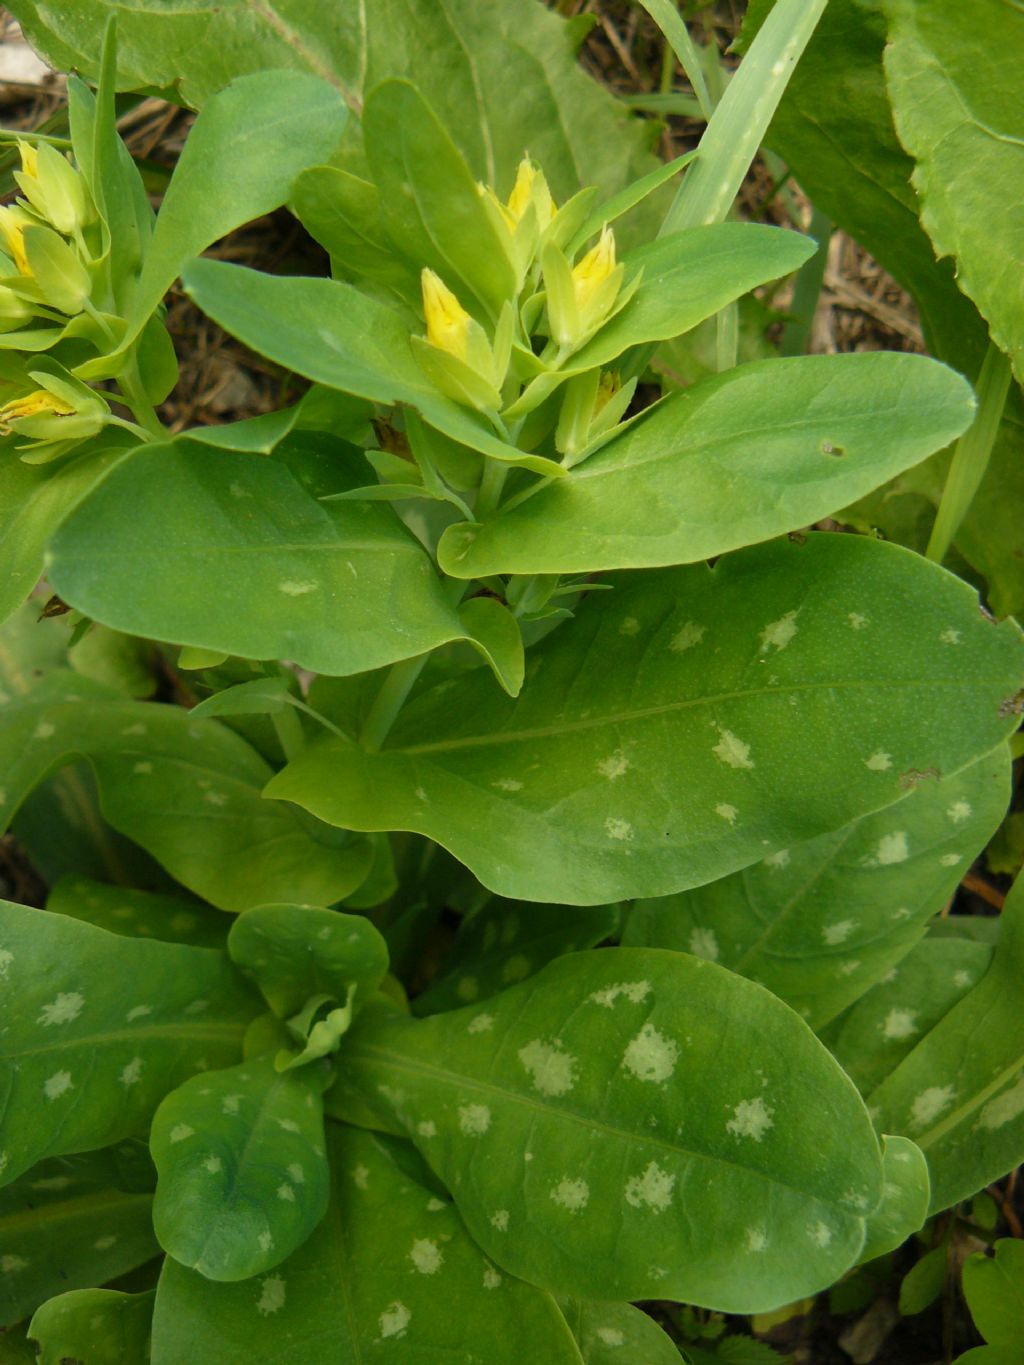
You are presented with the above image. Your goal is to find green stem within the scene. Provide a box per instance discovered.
[637,0,715,120]
[780,204,833,358]
[271,707,305,762]
[116,364,166,441]
[715,300,738,373]
[476,460,508,518]
[926,342,1011,564]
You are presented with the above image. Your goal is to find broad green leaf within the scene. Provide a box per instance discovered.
[569,224,814,371]
[862,874,1024,1212]
[28,1288,154,1365]
[414,898,620,1015]
[151,1056,328,1281]
[623,747,1010,1028]
[6,0,656,217]
[330,947,883,1311]
[558,1297,680,1364]
[189,679,295,721]
[363,81,518,319]
[180,260,563,475]
[0,1152,158,1328]
[228,904,388,1019]
[150,1123,582,1363]
[47,874,228,948]
[898,1244,946,1316]
[824,937,994,1097]
[0,899,257,1186]
[47,435,484,677]
[438,353,974,577]
[858,1136,929,1263]
[882,0,1024,383]
[0,435,134,627]
[962,1239,1024,1349]
[0,673,372,910]
[268,535,1024,903]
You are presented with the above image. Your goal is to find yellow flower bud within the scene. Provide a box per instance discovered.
[0,205,32,276]
[422,268,472,362]
[19,141,38,178]
[13,140,93,237]
[571,225,616,312]
[0,388,75,430]
[507,156,554,227]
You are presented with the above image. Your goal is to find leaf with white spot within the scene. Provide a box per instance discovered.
[228,904,388,1023]
[0,899,258,1187]
[558,1297,680,1364]
[327,947,883,1311]
[28,1288,154,1365]
[625,747,1010,1027]
[857,1136,930,1265]
[268,534,1024,902]
[854,873,1024,1212]
[0,1151,158,1329]
[437,353,975,578]
[149,1123,583,1364]
[0,672,371,910]
[413,899,620,1015]
[48,873,228,948]
[150,1055,329,1281]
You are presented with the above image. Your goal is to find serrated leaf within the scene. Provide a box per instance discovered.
[0,1152,158,1328]
[28,1288,154,1365]
[438,353,975,578]
[151,1055,328,1281]
[862,873,1024,1212]
[267,534,1024,903]
[624,747,1010,1028]
[0,672,371,910]
[329,947,882,1312]
[150,1122,582,1363]
[228,904,388,1020]
[881,0,1024,383]
[0,899,257,1186]
[414,898,620,1015]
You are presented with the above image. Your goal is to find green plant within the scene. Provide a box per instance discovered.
[0,1,1022,1360]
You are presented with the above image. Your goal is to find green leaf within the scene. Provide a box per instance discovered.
[824,937,994,1098]
[0,435,134,628]
[151,1055,329,1281]
[6,0,656,218]
[0,1152,158,1329]
[438,353,974,577]
[881,0,1024,383]
[330,947,882,1311]
[0,898,257,1186]
[863,873,1024,1212]
[623,747,1011,1029]
[962,1239,1024,1347]
[362,81,518,319]
[189,678,295,722]
[47,435,483,677]
[267,535,1024,903]
[47,873,229,948]
[558,1296,680,1364]
[28,1288,154,1365]
[858,1135,929,1263]
[414,898,620,1015]
[898,1244,946,1316]
[180,260,563,476]
[228,904,388,1020]
[569,224,814,371]
[0,673,372,910]
[149,1122,582,1363]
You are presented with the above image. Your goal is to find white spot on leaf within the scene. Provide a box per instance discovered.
[978,1076,1024,1130]
[759,610,798,653]
[604,816,634,842]
[490,1209,509,1231]
[910,1085,955,1128]
[873,832,909,866]
[882,1008,918,1040]
[596,1327,625,1346]
[622,1022,678,1084]
[458,1103,491,1136]
[38,992,84,1026]
[550,1177,589,1212]
[713,728,754,769]
[256,1276,286,1316]
[625,1160,675,1212]
[169,1124,194,1144]
[589,980,651,1008]
[519,1039,577,1096]
[597,750,630,780]
[278,580,319,596]
[670,621,705,652]
[822,920,854,946]
[379,1301,410,1340]
[727,1097,774,1142]
[468,1013,494,1034]
[119,1057,143,1087]
[43,1070,73,1100]
[865,750,892,771]
[688,927,719,961]
[409,1238,443,1275]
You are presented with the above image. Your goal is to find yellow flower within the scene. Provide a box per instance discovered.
[0,205,32,276]
[571,225,616,312]
[13,139,93,237]
[18,141,38,178]
[422,268,472,362]
[0,388,75,431]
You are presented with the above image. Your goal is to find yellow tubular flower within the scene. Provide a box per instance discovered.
[422,269,472,362]
[0,206,31,276]
[18,141,38,178]
[0,389,75,432]
[506,160,537,223]
[571,225,616,312]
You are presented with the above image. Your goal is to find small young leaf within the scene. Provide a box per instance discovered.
[898,1244,946,1316]
[558,1296,680,1364]
[962,1239,1024,1347]
[858,1136,930,1264]
[28,1288,154,1365]
[151,1055,329,1281]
